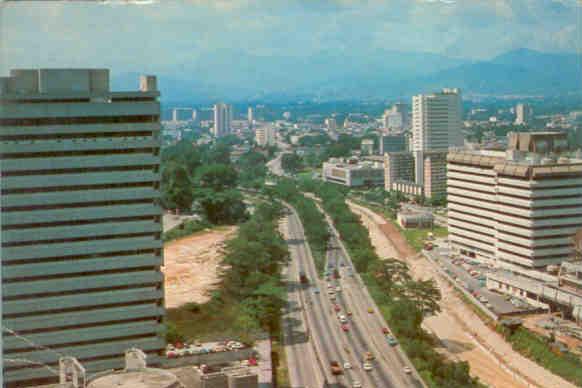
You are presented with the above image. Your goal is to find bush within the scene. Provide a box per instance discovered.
[162,219,212,242]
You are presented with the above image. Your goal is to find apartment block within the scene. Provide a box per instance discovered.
[0,69,165,386]
[447,132,579,272]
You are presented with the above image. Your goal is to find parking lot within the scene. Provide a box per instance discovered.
[426,238,534,316]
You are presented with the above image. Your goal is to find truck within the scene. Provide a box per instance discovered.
[299,271,308,284]
[330,360,343,375]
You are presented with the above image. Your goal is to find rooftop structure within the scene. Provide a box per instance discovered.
[0,69,165,387]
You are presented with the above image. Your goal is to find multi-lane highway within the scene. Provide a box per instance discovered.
[282,203,424,388]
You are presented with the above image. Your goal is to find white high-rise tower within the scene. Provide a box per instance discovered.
[213,103,232,137]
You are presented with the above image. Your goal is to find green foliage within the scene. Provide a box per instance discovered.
[161,162,194,211]
[162,219,212,242]
[195,188,247,224]
[500,327,582,385]
[165,321,186,344]
[237,151,268,189]
[281,153,303,174]
[196,164,239,191]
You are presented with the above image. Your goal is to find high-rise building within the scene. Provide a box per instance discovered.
[247,106,254,128]
[361,139,374,155]
[412,88,462,152]
[412,88,462,192]
[447,132,576,273]
[0,69,165,387]
[255,125,275,147]
[379,133,406,154]
[213,103,232,137]
[515,103,532,125]
[325,117,337,133]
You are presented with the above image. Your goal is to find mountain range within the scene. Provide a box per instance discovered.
[111,48,582,103]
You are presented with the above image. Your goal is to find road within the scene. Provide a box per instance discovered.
[282,203,422,388]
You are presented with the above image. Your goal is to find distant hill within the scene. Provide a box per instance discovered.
[112,48,582,102]
[401,48,582,97]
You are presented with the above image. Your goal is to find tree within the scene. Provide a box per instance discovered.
[161,163,193,211]
[195,188,247,224]
[281,153,302,173]
[196,164,238,191]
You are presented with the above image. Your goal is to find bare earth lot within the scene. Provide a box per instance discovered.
[348,200,574,388]
[163,226,237,308]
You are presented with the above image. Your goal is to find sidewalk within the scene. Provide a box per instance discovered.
[348,201,575,388]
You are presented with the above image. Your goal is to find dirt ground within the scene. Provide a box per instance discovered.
[348,200,575,388]
[163,226,237,308]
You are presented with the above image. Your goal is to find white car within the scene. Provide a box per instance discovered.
[403,366,412,374]
[335,286,342,292]
[352,381,362,388]
[339,316,348,324]
[363,362,373,371]
[343,362,352,369]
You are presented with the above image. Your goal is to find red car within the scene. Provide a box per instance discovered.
[341,324,349,332]
[334,304,341,312]
[382,327,390,334]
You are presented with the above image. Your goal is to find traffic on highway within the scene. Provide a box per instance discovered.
[283,203,423,388]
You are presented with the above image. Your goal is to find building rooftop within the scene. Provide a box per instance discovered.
[0,68,158,98]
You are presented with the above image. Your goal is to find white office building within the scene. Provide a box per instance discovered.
[0,69,165,387]
[515,103,532,125]
[255,125,275,147]
[213,103,232,137]
[448,132,579,273]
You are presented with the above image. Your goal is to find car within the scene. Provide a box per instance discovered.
[335,286,342,292]
[334,304,341,312]
[328,289,335,295]
[387,336,398,346]
[339,315,348,323]
[328,283,334,289]
[347,311,353,316]
[403,366,412,374]
[367,308,374,314]
[352,380,362,388]
[364,351,375,361]
[343,362,352,369]
[341,324,349,332]
[330,294,336,300]
[313,288,320,294]
[363,362,373,371]
[382,327,390,334]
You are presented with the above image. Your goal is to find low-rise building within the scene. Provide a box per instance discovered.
[322,158,384,187]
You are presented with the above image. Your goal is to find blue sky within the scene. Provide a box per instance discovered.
[1,0,581,100]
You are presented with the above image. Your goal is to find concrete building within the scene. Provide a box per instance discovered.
[255,125,275,147]
[325,117,337,133]
[515,103,532,125]
[447,132,576,272]
[361,138,374,155]
[383,152,415,191]
[382,103,407,130]
[0,69,165,387]
[412,88,462,152]
[322,158,384,187]
[213,103,232,137]
[379,133,407,154]
[422,151,448,199]
[247,107,253,128]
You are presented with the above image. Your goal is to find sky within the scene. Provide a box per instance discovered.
[1,0,581,99]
